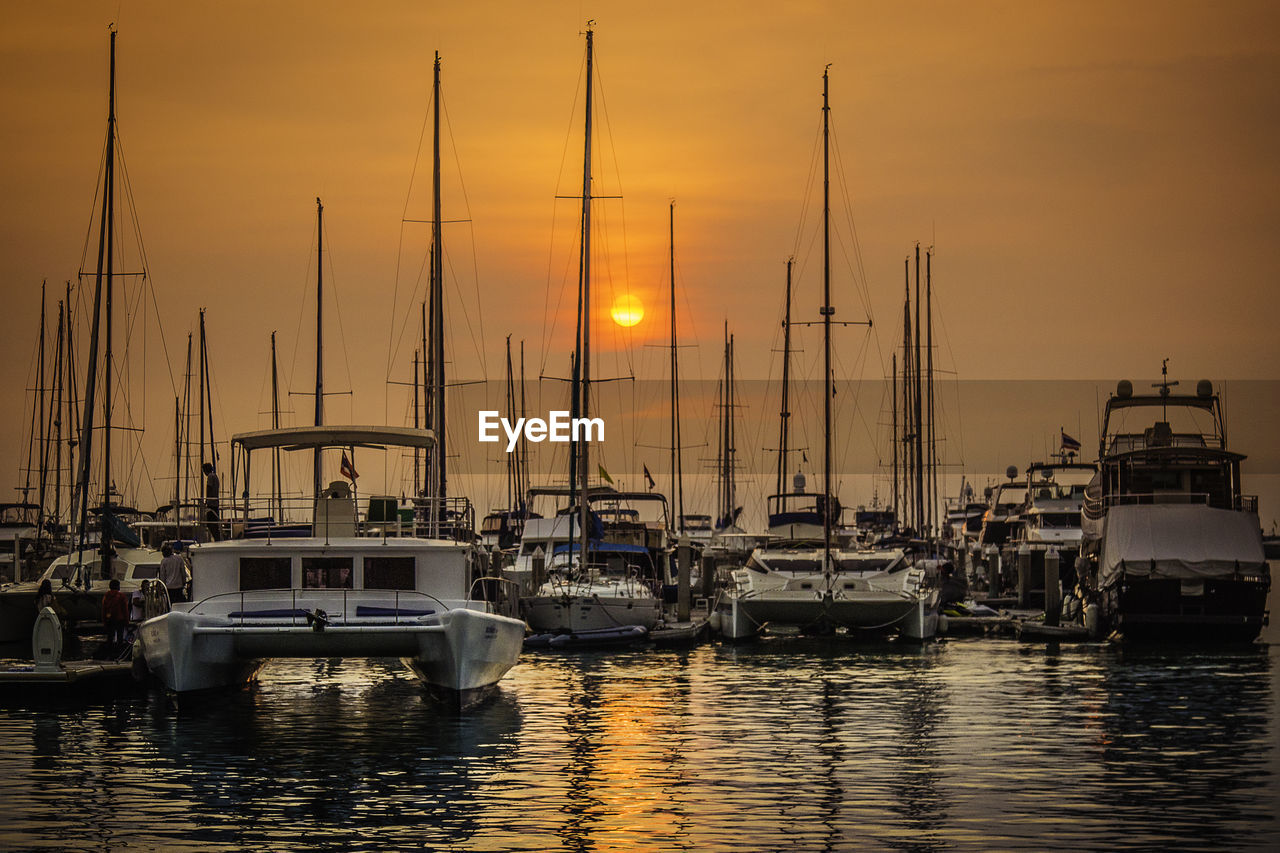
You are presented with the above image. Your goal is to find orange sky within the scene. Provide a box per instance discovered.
[2,1,1279,511]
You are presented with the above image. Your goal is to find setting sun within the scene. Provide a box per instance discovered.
[610,294,644,327]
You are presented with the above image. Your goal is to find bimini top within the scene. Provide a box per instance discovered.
[232,425,435,452]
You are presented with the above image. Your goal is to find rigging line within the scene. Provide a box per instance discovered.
[287,212,318,411]
[791,119,824,259]
[389,72,434,381]
[439,91,489,382]
[322,216,355,421]
[540,47,589,377]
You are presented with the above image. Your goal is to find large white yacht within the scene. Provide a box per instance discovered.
[137,426,525,707]
[1078,375,1270,642]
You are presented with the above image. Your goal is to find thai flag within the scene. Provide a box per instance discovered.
[1060,431,1081,453]
[340,451,359,480]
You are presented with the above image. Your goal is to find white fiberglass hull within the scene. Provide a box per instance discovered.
[139,606,524,699]
[523,590,661,633]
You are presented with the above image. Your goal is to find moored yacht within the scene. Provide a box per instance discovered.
[137,426,525,706]
[1078,374,1270,642]
[716,68,936,642]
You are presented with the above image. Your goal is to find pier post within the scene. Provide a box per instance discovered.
[701,552,716,598]
[1044,547,1061,626]
[532,546,545,592]
[1017,545,1031,608]
[677,536,691,623]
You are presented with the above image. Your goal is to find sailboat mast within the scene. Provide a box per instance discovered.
[926,248,935,538]
[50,297,66,537]
[821,67,833,569]
[431,51,446,512]
[180,334,192,538]
[24,283,46,508]
[519,340,528,507]
[74,27,116,581]
[198,309,207,470]
[313,197,324,498]
[891,351,899,528]
[777,258,793,495]
[270,331,282,520]
[913,243,924,534]
[101,26,117,567]
[669,201,684,529]
[578,26,595,565]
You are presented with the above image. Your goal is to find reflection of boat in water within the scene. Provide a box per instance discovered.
[132,657,522,846]
[139,425,525,707]
[1079,373,1270,642]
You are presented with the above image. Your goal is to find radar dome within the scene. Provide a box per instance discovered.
[1196,379,1213,398]
[1006,465,1019,480]
[1117,380,1133,399]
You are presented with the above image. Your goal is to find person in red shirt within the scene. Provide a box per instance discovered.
[102,578,130,645]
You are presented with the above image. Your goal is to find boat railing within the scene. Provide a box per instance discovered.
[468,575,521,620]
[228,494,477,542]
[191,588,447,625]
[1102,492,1212,508]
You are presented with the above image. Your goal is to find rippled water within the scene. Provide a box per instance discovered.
[1,637,1277,851]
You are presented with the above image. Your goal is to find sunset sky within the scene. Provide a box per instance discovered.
[2,1,1278,518]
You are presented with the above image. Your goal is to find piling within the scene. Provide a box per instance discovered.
[1044,547,1060,627]
[1017,545,1032,607]
[677,536,691,623]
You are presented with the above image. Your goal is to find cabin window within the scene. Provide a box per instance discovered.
[132,566,159,580]
[240,557,292,590]
[302,557,354,589]
[364,556,416,590]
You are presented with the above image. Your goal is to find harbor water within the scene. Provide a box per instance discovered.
[2,633,1277,851]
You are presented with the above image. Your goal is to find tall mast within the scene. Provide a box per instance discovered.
[902,256,914,531]
[25,283,47,509]
[517,338,527,507]
[50,297,67,537]
[926,248,935,538]
[719,323,730,526]
[270,331,282,520]
[181,334,193,535]
[578,26,596,565]
[430,51,446,514]
[777,258,793,495]
[100,26,118,574]
[669,201,684,529]
[313,196,324,498]
[913,243,924,534]
[74,28,116,582]
[198,308,207,470]
[420,299,428,495]
[821,66,833,571]
[891,351,899,528]
[505,335,516,511]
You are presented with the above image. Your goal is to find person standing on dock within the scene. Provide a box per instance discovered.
[102,579,129,645]
[159,544,189,602]
[203,462,221,541]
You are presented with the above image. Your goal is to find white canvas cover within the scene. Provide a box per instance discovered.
[1099,504,1265,586]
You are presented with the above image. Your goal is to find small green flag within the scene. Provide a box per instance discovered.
[597,464,613,485]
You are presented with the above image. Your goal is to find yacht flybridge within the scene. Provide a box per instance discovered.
[138,426,525,706]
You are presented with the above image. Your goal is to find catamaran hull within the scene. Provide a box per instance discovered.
[522,594,661,633]
[140,607,525,697]
[727,592,925,638]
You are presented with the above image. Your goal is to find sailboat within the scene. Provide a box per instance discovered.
[716,68,936,641]
[0,30,163,641]
[138,58,525,705]
[520,27,664,641]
